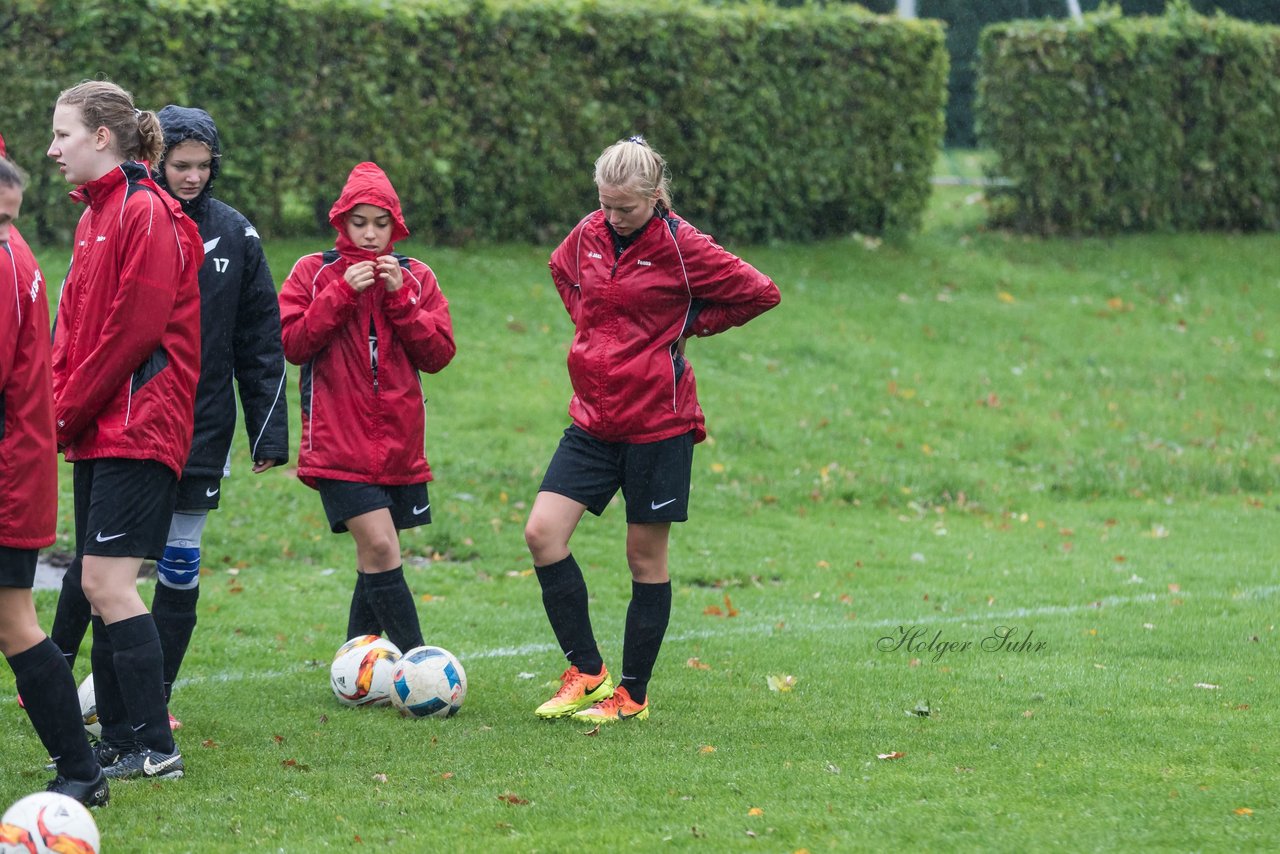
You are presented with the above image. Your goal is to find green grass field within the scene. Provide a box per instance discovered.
[3,159,1277,851]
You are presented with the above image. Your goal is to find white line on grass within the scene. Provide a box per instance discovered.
[168,584,1279,688]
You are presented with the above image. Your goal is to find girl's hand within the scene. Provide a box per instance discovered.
[344,260,377,293]
[376,255,403,292]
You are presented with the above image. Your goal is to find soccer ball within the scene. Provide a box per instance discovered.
[390,645,467,718]
[330,636,401,707]
[77,674,100,739]
[1,791,99,854]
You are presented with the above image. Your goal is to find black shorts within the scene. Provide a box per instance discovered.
[539,424,694,523]
[316,479,432,534]
[0,546,38,588]
[175,474,223,512]
[74,459,178,560]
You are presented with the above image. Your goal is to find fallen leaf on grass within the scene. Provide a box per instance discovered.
[766,674,796,692]
[281,758,309,771]
[440,772,454,780]
[498,793,529,806]
[699,745,716,754]
[906,701,932,717]
[877,752,906,760]
[1194,683,1220,690]
[273,735,285,744]
[1234,807,1253,816]
[582,724,601,737]
[1022,710,1035,718]
[201,739,218,748]
[687,657,711,670]
[747,807,764,816]
[704,595,739,618]
[372,773,387,783]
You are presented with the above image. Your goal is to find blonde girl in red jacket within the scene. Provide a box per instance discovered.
[279,162,455,656]
[526,137,780,722]
[47,81,202,780]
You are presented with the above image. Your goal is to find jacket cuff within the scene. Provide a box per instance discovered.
[385,284,418,314]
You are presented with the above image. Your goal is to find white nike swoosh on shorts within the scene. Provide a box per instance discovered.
[95,531,128,542]
[650,498,678,510]
[412,504,430,515]
[206,487,220,497]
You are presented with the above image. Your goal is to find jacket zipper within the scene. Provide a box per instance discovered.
[368,314,379,394]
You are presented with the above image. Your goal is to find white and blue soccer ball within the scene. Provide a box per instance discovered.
[78,673,100,739]
[330,635,402,707]
[390,645,467,718]
[1,791,100,854]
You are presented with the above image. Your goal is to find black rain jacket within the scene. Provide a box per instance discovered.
[155,105,289,478]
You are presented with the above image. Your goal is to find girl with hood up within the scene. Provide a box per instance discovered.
[48,106,289,729]
[279,162,455,656]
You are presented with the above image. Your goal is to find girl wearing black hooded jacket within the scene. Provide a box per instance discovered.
[50,106,289,726]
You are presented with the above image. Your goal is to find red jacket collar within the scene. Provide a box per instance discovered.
[69,162,150,210]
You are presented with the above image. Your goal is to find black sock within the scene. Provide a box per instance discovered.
[619,580,672,705]
[347,572,382,639]
[50,556,92,671]
[362,567,423,652]
[90,617,131,746]
[534,554,602,675]
[104,614,174,754]
[151,582,199,702]
[8,638,98,781]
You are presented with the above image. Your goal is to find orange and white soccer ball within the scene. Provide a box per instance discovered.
[330,635,401,707]
[1,791,99,854]
[77,674,100,739]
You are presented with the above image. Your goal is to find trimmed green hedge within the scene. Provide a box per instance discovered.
[977,4,1280,234]
[0,0,946,244]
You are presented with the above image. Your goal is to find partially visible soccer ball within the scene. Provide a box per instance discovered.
[330,636,401,707]
[390,645,467,718]
[77,674,100,739]
[1,791,99,854]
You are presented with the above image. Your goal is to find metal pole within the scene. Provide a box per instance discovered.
[897,0,917,19]
[1066,0,1083,21]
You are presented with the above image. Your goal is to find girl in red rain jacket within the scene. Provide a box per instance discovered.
[0,145,107,807]
[46,81,202,781]
[279,162,455,656]
[525,137,780,723]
